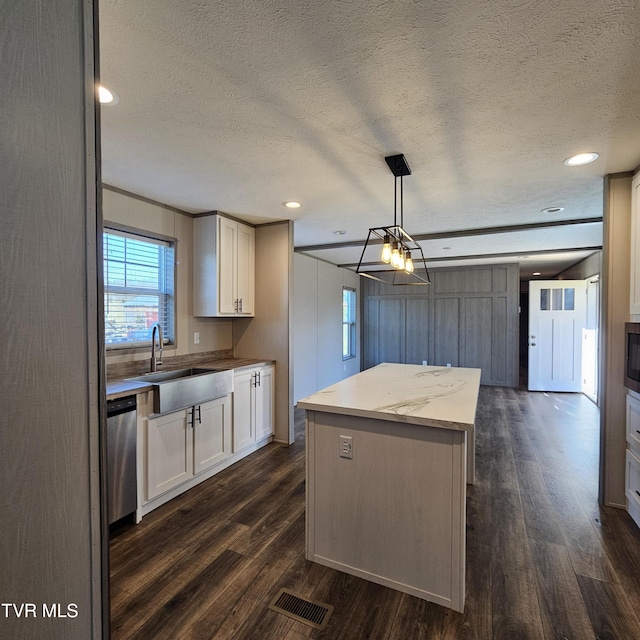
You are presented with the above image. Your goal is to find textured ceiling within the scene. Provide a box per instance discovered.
[99,0,640,279]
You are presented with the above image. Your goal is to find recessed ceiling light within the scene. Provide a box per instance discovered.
[563,152,599,166]
[532,272,541,276]
[283,201,301,209]
[98,84,119,105]
[541,206,565,214]
[333,230,347,235]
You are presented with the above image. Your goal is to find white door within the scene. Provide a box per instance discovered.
[217,216,237,315]
[235,222,255,315]
[528,280,587,391]
[193,396,231,474]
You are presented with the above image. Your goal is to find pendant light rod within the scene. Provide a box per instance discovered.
[400,174,404,229]
[394,174,398,227]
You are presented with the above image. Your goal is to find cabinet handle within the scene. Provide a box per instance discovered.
[187,409,193,429]
[239,298,243,313]
[636,430,640,435]
[234,299,238,313]
[636,490,640,498]
[197,405,202,424]
[257,371,261,386]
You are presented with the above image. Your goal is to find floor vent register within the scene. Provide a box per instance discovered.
[268,588,334,630]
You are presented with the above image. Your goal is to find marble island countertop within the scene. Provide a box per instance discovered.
[298,362,481,431]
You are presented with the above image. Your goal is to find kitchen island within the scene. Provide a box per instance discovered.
[298,363,481,613]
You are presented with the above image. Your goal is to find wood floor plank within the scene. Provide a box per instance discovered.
[540,471,617,583]
[528,539,597,640]
[491,486,546,640]
[201,512,306,640]
[322,579,403,640]
[577,574,640,640]
[387,594,445,640]
[596,507,640,612]
[111,519,249,637]
[515,460,566,544]
[126,549,250,640]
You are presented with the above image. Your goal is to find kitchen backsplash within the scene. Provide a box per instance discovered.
[106,348,234,380]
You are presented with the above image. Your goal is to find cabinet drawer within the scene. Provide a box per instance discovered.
[627,394,640,458]
[627,450,640,510]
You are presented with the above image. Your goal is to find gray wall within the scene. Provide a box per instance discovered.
[601,174,632,507]
[0,1,103,638]
[558,251,602,281]
[362,264,520,387]
[293,254,361,403]
[235,222,294,444]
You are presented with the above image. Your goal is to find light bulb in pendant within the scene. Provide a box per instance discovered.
[404,251,414,273]
[381,234,392,263]
[390,242,400,268]
[397,248,405,271]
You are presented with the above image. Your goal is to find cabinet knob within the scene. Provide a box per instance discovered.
[530,343,536,347]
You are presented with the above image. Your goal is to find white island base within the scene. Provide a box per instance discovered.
[300,363,481,613]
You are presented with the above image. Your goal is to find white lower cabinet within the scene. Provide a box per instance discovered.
[138,363,275,519]
[627,450,640,528]
[626,392,640,529]
[233,365,274,452]
[145,395,231,501]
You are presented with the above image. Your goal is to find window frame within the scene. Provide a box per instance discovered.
[342,286,357,361]
[103,223,177,351]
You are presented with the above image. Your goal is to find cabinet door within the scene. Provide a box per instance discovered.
[255,366,274,441]
[233,371,255,452]
[236,222,255,315]
[217,216,238,315]
[146,409,192,500]
[194,395,231,474]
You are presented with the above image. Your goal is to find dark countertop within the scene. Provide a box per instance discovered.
[106,357,275,400]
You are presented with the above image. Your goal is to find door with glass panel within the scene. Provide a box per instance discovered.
[528,280,587,391]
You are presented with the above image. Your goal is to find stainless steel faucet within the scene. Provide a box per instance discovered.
[150,322,163,372]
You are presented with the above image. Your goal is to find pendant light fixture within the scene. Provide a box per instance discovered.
[356,154,430,285]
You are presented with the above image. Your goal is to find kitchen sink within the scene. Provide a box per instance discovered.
[127,367,233,414]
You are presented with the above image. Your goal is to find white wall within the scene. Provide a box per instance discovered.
[293,253,361,403]
[103,187,233,365]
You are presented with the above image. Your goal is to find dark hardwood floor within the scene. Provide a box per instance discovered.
[110,387,640,639]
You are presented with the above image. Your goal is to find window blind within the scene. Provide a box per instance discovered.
[104,228,175,348]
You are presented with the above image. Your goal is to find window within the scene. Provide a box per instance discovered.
[103,227,175,349]
[342,287,357,359]
[540,287,575,312]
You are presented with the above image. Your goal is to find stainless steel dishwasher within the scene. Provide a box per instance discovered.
[106,395,137,524]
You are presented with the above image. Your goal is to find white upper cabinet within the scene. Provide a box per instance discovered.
[630,171,640,316]
[194,214,255,317]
